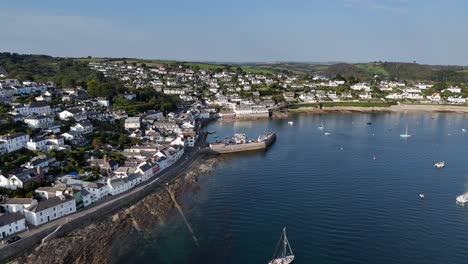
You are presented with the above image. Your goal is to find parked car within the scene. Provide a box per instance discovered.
[5,235,21,244]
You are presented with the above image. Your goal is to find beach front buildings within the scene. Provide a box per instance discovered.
[23,195,77,226]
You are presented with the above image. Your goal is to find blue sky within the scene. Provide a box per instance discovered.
[2,0,467,65]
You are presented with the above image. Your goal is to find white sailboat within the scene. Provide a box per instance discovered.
[318,122,324,130]
[268,227,295,264]
[400,125,411,138]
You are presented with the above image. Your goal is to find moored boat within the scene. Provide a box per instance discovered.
[209,132,276,154]
[400,125,411,138]
[456,192,468,205]
[268,227,294,264]
[288,121,294,126]
[434,161,445,168]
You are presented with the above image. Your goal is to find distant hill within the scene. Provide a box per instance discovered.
[254,61,468,82]
[2,52,467,83]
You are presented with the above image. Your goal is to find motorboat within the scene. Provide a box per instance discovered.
[434,161,445,169]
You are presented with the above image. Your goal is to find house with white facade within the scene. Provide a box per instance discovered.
[24,115,54,129]
[0,198,38,215]
[447,96,466,104]
[0,132,29,153]
[447,86,462,93]
[70,120,93,135]
[107,178,132,196]
[26,135,65,152]
[351,83,371,92]
[0,167,44,190]
[58,109,86,121]
[125,117,141,130]
[0,213,26,239]
[358,92,372,99]
[136,161,159,181]
[96,97,110,107]
[23,195,76,226]
[83,182,110,202]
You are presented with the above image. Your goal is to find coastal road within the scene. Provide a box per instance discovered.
[0,132,210,251]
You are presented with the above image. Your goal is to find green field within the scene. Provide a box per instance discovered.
[355,63,390,78]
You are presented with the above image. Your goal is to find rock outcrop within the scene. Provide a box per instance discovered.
[15,157,220,264]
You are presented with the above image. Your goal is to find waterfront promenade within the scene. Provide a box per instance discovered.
[0,132,209,261]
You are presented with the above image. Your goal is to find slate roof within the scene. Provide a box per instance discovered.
[0,212,24,226]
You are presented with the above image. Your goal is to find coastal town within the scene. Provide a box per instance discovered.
[0,56,467,245]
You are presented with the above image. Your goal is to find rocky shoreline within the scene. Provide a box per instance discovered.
[12,156,221,264]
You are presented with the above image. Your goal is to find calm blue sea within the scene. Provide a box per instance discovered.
[112,113,468,264]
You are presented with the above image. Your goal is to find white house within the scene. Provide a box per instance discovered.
[70,120,93,134]
[0,198,38,215]
[58,109,86,121]
[136,161,159,181]
[386,93,403,100]
[83,182,110,202]
[0,168,43,190]
[154,154,168,171]
[0,132,29,153]
[125,117,141,130]
[447,86,461,93]
[28,102,51,115]
[24,115,54,129]
[351,83,371,92]
[26,135,65,152]
[0,213,26,239]
[447,96,466,104]
[107,178,132,196]
[96,97,110,107]
[358,92,372,99]
[23,195,77,226]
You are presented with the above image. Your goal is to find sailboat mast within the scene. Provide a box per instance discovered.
[283,228,287,257]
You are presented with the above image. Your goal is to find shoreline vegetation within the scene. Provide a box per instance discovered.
[287,102,468,113]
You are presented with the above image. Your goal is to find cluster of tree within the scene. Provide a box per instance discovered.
[48,148,87,175]
[0,182,43,198]
[113,88,181,115]
[86,75,127,98]
[0,52,128,99]
[0,149,35,172]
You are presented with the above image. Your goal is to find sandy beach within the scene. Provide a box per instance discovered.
[289,104,468,114]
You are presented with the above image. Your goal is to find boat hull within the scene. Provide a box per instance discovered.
[209,133,276,154]
[268,255,294,264]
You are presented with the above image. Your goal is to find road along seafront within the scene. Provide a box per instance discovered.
[0,130,212,262]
